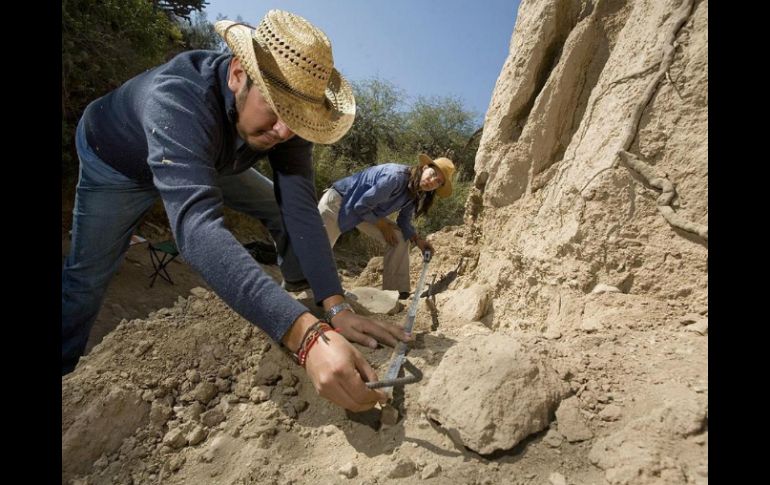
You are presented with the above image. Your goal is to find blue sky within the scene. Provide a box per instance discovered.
[202,0,521,124]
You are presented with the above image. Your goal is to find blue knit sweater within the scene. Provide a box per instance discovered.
[82,49,343,342]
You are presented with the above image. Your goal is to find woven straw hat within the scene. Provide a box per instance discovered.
[215,10,355,144]
[418,154,456,198]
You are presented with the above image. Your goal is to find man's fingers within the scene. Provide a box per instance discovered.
[386,321,413,341]
[318,376,377,412]
[349,354,388,405]
[327,353,383,410]
[339,326,378,349]
[306,335,382,412]
[359,319,402,347]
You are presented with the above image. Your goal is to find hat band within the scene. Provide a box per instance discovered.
[258,66,325,105]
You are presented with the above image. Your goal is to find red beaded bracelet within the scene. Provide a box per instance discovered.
[293,321,341,367]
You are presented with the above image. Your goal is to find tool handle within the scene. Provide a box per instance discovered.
[365,360,423,389]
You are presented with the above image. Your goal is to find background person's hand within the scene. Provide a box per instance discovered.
[414,236,434,255]
[376,219,398,246]
[303,330,388,411]
[330,310,412,348]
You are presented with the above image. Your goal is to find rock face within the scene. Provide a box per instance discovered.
[419,335,568,454]
[469,0,707,330]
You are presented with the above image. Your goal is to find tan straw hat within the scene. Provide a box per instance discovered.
[418,154,456,198]
[215,10,355,144]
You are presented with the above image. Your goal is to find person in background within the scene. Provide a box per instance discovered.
[318,154,456,299]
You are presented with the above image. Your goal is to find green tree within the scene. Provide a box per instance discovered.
[62,0,213,176]
[152,0,209,21]
[328,78,406,167]
[176,10,224,52]
[401,95,479,181]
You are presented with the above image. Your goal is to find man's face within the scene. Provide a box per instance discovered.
[234,81,296,151]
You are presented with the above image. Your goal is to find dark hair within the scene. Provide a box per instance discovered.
[407,165,437,218]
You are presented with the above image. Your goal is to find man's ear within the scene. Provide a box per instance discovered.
[227,57,246,93]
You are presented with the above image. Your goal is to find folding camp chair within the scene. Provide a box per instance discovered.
[243,240,278,265]
[148,240,179,287]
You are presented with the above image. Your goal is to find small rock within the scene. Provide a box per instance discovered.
[187,426,207,446]
[387,458,416,478]
[241,326,254,341]
[679,312,702,325]
[217,366,232,378]
[281,386,298,396]
[186,370,201,384]
[162,428,187,449]
[338,463,358,478]
[191,381,218,404]
[543,429,564,448]
[380,405,400,426]
[256,365,282,386]
[580,317,603,333]
[322,425,337,436]
[250,386,271,403]
[134,340,153,357]
[280,371,299,387]
[420,463,441,479]
[190,287,209,298]
[255,433,271,449]
[549,472,567,485]
[555,397,594,442]
[200,408,225,427]
[167,454,186,472]
[598,404,622,422]
[215,378,230,393]
[591,284,621,294]
[283,403,298,419]
[685,318,708,336]
[292,399,309,414]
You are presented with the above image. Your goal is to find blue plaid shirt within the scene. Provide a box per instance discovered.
[332,163,418,241]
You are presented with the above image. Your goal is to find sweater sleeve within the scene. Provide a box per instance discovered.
[142,79,308,343]
[395,200,417,242]
[351,174,402,224]
[268,138,344,303]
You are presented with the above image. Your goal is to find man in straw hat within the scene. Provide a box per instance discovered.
[62,10,411,411]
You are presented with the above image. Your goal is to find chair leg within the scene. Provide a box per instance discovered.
[149,251,178,287]
[149,249,162,288]
[158,254,177,285]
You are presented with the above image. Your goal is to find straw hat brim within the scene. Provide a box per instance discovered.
[215,20,355,145]
[418,154,453,198]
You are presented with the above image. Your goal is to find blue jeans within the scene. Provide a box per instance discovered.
[61,119,303,374]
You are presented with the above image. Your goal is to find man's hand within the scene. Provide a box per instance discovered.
[413,236,434,255]
[282,312,388,412]
[331,310,412,349]
[304,330,388,412]
[376,219,398,246]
